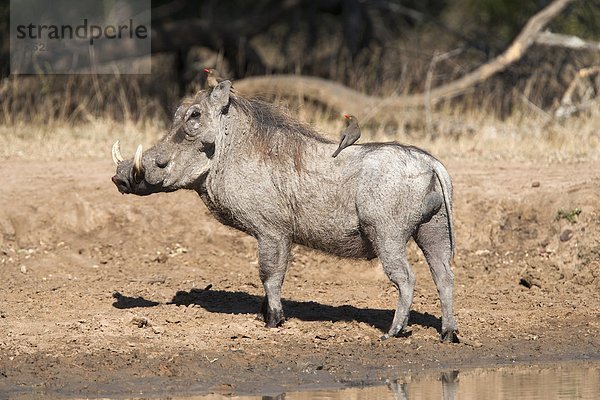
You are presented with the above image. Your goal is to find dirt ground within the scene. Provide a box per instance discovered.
[1,159,599,398]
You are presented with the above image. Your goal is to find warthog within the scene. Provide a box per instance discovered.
[111,81,458,342]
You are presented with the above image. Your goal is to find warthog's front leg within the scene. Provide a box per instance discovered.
[257,235,292,328]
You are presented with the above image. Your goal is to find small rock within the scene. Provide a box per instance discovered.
[131,316,150,328]
[560,229,574,242]
[519,277,532,288]
[20,265,27,274]
[152,326,164,334]
[531,181,540,188]
[155,253,168,264]
[519,276,541,289]
[210,383,235,396]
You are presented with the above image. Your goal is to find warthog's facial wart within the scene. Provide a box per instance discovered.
[111,80,233,195]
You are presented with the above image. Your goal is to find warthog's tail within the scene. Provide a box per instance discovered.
[432,163,455,258]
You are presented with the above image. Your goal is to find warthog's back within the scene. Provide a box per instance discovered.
[275,143,448,259]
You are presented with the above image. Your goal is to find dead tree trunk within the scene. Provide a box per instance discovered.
[236,0,577,118]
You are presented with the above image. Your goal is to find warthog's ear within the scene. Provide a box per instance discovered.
[210,80,232,113]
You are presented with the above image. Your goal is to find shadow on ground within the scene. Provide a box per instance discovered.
[112,291,160,309]
[112,288,441,334]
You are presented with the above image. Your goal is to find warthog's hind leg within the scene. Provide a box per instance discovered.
[414,214,459,343]
[376,239,416,340]
[257,235,291,328]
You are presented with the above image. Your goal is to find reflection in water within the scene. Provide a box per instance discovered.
[196,362,600,400]
[388,370,459,400]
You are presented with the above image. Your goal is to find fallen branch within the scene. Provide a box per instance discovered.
[535,31,600,51]
[236,0,576,118]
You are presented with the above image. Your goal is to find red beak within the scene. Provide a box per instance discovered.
[203,68,210,73]
[344,114,350,119]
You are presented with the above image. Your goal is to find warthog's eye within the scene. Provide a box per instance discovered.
[182,106,202,140]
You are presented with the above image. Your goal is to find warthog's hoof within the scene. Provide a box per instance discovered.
[380,329,411,341]
[265,309,285,328]
[258,298,285,327]
[441,329,460,343]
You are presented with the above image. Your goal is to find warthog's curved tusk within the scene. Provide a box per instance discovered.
[112,140,124,165]
[132,144,145,182]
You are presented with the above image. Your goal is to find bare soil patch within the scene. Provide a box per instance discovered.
[0,159,599,398]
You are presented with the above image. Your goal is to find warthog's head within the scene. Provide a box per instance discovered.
[111,81,233,195]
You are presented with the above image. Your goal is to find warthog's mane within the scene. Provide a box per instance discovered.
[229,94,334,171]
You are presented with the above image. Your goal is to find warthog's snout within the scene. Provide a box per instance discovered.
[111,141,152,195]
[112,174,131,194]
[111,140,180,196]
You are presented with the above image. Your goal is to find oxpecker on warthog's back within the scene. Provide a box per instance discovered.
[111,80,459,342]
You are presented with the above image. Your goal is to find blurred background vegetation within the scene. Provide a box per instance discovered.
[0,1,598,139]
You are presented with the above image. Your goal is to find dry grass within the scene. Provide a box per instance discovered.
[0,119,164,161]
[1,103,598,164]
[297,99,600,164]
[1,48,598,164]
[405,109,600,164]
